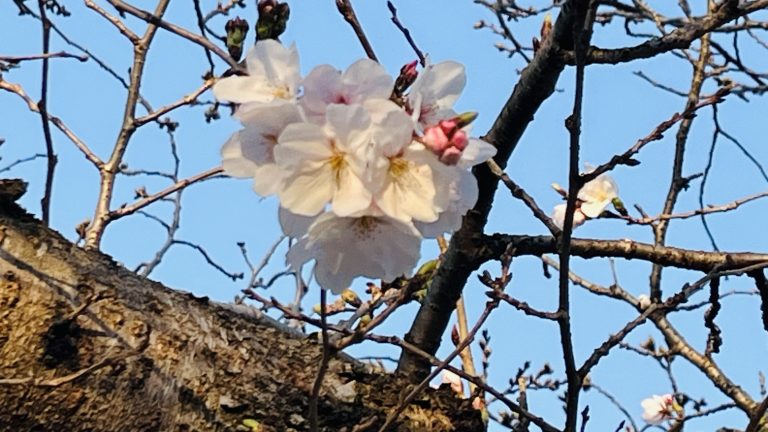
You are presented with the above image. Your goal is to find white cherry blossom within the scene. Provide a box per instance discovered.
[408,61,466,128]
[221,103,303,196]
[641,394,680,424]
[274,104,373,217]
[637,294,652,309]
[415,168,476,237]
[578,170,619,218]
[362,101,443,223]
[213,40,301,106]
[415,137,496,236]
[287,213,421,293]
[301,59,393,123]
[551,203,587,230]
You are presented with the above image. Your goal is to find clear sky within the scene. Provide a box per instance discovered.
[2,1,768,430]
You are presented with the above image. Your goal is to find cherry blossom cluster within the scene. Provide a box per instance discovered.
[214,40,496,293]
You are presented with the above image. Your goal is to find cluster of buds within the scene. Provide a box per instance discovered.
[225,17,249,61]
[224,0,289,61]
[422,112,478,165]
[256,0,290,41]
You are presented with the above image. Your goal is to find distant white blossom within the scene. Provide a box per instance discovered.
[550,167,621,230]
[641,394,681,424]
[551,203,586,229]
[578,169,619,218]
[637,294,652,309]
[440,370,464,396]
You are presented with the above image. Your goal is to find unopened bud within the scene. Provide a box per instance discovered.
[225,17,249,61]
[341,289,362,307]
[423,117,472,166]
[257,0,276,15]
[640,335,656,352]
[540,14,552,41]
[551,182,567,197]
[451,324,460,347]
[256,0,290,41]
[393,60,419,96]
[454,111,478,129]
[611,197,628,216]
[357,314,372,330]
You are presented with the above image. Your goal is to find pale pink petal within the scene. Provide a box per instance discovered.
[221,132,259,177]
[213,76,273,104]
[332,169,373,217]
[279,167,334,216]
[459,138,497,168]
[342,58,394,101]
[325,104,371,152]
[252,163,286,197]
[279,207,316,238]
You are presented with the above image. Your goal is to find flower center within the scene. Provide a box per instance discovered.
[328,148,347,185]
[388,157,411,179]
[351,216,380,240]
[271,85,292,100]
[333,93,350,104]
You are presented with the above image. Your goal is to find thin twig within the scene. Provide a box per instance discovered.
[0,51,88,63]
[174,240,243,281]
[335,0,378,62]
[0,154,47,174]
[559,2,598,429]
[487,159,560,234]
[378,299,499,432]
[107,0,238,69]
[386,1,425,65]
[134,80,214,126]
[649,5,712,301]
[110,166,224,221]
[309,289,332,432]
[0,79,102,167]
[37,0,56,225]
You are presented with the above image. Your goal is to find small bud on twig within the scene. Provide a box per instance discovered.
[225,17,249,61]
[256,0,290,41]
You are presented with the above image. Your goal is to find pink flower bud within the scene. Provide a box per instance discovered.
[451,129,468,151]
[394,60,420,96]
[402,60,418,80]
[423,119,471,165]
[440,147,463,165]
[423,125,450,153]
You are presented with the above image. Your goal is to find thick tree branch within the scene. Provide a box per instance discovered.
[397,0,591,379]
[479,234,768,272]
[565,0,768,65]
[0,187,483,432]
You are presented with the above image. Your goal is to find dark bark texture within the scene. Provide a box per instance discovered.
[0,180,483,432]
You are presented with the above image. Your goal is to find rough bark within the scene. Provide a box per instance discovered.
[0,180,483,432]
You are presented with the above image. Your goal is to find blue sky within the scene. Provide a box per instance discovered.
[2,1,768,430]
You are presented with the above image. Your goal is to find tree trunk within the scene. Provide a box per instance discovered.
[0,180,483,432]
